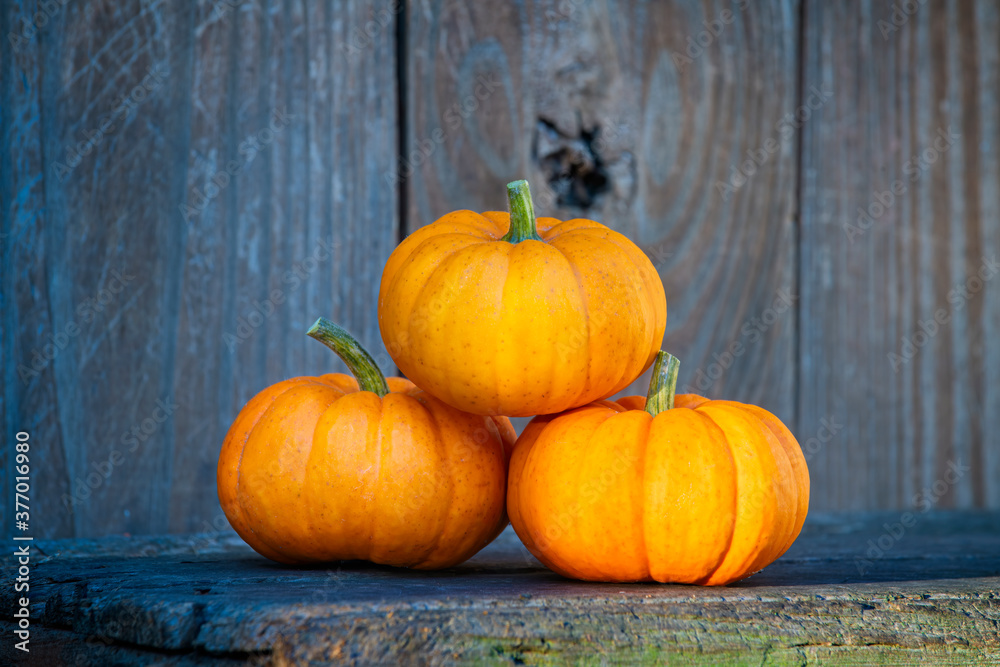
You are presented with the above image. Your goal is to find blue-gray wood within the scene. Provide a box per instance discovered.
[0,0,398,539]
[799,0,1000,510]
[1,0,998,541]
[0,513,998,664]
[405,0,800,433]
[404,0,1000,513]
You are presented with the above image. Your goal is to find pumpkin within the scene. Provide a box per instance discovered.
[217,318,514,569]
[377,179,667,417]
[507,352,809,585]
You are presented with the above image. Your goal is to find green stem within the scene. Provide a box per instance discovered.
[501,179,542,243]
[306,318,389,397]
[645,351,680,417]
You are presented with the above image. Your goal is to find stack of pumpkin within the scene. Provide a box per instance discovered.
[217,180,809,585]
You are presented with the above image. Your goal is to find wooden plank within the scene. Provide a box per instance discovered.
[1,0,76,541]
[2,512,998,664]
[404,0,800,425]
[166,1,235,535]
[2,0,398,538]
[168,0,398,534]
[168,0,399,534]
[799,0,1000,510]
[2,0,193,539]
[307,0,398,374]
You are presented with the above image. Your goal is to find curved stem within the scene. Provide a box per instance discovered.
[306,318,389,397]
[501,179,542,243]
[645,351,680,417]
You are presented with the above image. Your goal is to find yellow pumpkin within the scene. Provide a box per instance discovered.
[378,179,667,417]
[217,318,514,569]
[507,352,809,585]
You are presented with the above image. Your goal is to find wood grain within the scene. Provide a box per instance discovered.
[0,0,398,538]
[3,0,999,541]
[3,0,192,539]
[2,513,998,664]
[404,0,800,425]
[799,0,1000,511]
[1,0,77,540]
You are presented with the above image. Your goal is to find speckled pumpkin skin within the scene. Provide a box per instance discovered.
[378,211,667,417]
[218,374,515,569]
[507,394,809,585]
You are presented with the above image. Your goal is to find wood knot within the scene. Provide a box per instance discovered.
[533,117,610,209]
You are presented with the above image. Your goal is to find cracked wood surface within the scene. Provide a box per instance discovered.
[2,512,998,665]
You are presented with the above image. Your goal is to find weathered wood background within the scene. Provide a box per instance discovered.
[1,0,997,539]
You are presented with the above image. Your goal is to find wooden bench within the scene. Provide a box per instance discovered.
[4,511,998,665]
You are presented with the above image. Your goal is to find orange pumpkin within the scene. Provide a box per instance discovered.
[217,318,514,569]
[507,352,809,585]
[378,179,667,417]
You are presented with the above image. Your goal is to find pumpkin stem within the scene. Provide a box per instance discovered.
[645,351,680,417]
[306,318,390,398]
[502,179,543,243]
